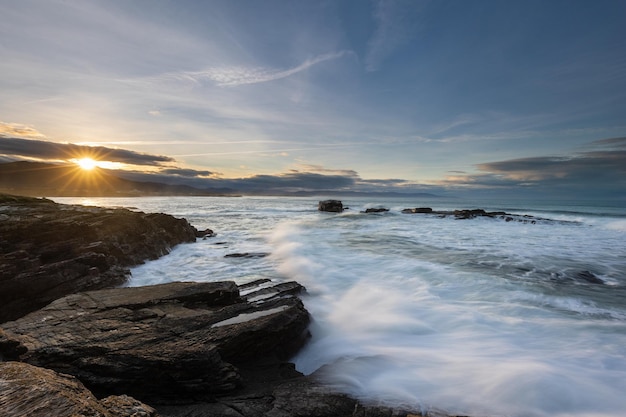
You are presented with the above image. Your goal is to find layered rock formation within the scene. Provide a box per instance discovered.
[0,280,310,404]
[0,194,210,323]
[0,277,448,417]
[0,195,478,417]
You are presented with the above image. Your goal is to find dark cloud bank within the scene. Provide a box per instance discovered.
[0,136,174,166]
[1,136,625,199]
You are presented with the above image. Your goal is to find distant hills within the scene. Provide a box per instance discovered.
[0,161,237,197]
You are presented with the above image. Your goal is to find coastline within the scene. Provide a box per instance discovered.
[0,194,463,417]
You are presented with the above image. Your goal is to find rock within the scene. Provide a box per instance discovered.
[362,208,389,213]
[0,361,158,417]
[0,280,310,404]
[158,375,424,417]
[99,395,160,417]
[195,228,215,238]
[0,194,202,323]
[224,252,270,258]
[400,206,562,225]
[453,209,486,219]
[402,207,433,214]
[318,200,343,213]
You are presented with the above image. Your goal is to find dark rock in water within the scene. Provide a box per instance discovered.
[318,200,343,213]
[454,209,487,219]
[575,270,604,284]
[400,206,558,225]
[0,361,157,417]
[0,194,202,323]
[362,207,389,213]
[224,252,270,258]
[0,280,310,403]
[196,228,215,238]
[402,207,433,214]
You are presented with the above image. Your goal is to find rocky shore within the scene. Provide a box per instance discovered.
[0,195,479,417]
[0,194,212,323]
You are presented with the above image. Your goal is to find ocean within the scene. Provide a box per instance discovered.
[53,196,626,417]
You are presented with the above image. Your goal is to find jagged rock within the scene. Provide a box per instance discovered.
[318,200,343,213]
[0,361,158,417]
[0,281,310,403]
[0,194,201,323]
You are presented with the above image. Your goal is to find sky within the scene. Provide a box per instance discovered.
[1,0,625,199]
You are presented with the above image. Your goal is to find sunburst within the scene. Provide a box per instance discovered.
[76,157,97,170]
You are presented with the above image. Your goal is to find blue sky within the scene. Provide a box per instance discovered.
[1,0,625,198]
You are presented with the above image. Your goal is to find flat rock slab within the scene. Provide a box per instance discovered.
[0,280,309,403]
[0,194,206,323]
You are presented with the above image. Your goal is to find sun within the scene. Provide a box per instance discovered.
[76,157,97,171]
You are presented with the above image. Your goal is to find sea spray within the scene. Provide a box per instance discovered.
[53,196,626,417]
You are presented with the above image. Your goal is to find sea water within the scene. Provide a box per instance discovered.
[53,196,626,417]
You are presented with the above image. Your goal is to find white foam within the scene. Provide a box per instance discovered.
[53,196,626,417]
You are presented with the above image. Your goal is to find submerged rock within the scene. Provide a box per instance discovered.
[0,194,201,323]
[224,252,270,258]
[318,200,343,213]
[0,280,310,403]
[575,270,604,284]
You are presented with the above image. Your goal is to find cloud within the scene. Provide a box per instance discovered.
[116,168,357,193]
[0,122,46,139]
[295,163,360,178]
[437,137,626,196]
[159,51,352,87]
[159,168,219,178]
[0,137,175,166]
[587,136,626,149]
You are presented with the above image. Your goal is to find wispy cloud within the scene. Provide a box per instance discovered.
[365,0,425,72]
[159,51,352,87]
[0,122,46,139]
[170,142,359,157]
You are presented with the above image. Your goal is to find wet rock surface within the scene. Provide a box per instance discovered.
[0,277,466,417]
[0,195,479,417]
[0,194,205,323]
[0,281,310,404]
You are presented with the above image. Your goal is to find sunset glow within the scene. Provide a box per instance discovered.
[76,158,97,171]
[0,1,624,199]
